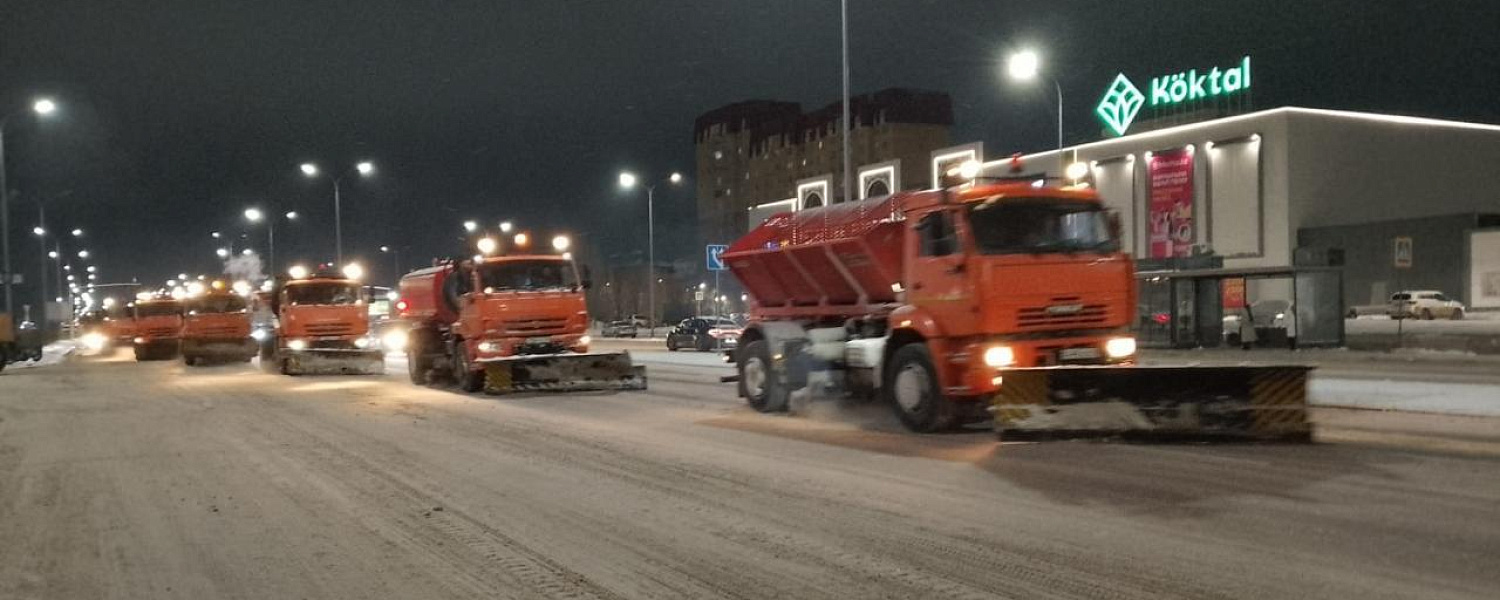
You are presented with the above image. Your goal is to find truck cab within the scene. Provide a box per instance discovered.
[132,297,185,361]
[181,284,257,365]
[264,266,384,375]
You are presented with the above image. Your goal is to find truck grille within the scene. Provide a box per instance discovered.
[195,326,241,337]
[504,318,569,336]
[306,323,355,336]
[1017,303,1109,329]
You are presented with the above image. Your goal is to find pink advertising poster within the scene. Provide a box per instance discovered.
[1148,149,1195,258]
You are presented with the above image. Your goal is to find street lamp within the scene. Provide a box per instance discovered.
[1,96,59,315]
[300,160,375,264]
[244,206,296,273]
[619,170,683,328]
[1006,49,1064,150]
[380,245,401,279]
[463,220,478,233]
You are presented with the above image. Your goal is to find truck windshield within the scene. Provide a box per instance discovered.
[136,304,182,318]
[189,295,248,314]
[285,283,363,306]
[478,260,577,292]
[968,199,1119,255]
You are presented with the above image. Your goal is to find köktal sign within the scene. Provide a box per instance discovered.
[1095,56,1253,136]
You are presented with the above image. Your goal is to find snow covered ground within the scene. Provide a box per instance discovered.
[1310,378,1500,417]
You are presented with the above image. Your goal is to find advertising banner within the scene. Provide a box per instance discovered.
[1148,149,1195,258]
[1222,278,1246,309]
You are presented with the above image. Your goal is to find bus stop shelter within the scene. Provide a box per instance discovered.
[1134,265,1344,349]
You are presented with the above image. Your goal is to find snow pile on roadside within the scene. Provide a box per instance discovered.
[8,341,78,370]
[1310,378,1500,417]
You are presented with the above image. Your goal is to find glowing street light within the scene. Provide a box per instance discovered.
[71,228,82,237]
[244,207,264,222]
[300,160,375,263]
[618,169,684,327]
[463,220,479,233]
[551,235,571,252]
[32,226,45,236]
[2,96,62,315]
[477,237,498,255]
[499,221,513,233]
[216,248,229,258]
[76,249,89,259]
[1005,48,1064,150]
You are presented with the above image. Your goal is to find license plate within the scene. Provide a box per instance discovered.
[315,336,343,341]
[1059,347,1101,361]
[526,336,551,345]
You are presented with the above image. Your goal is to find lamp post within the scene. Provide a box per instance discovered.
[300,161,374,264]
[619,170,683,331]
[380,245,401,281]
[1006,49,1064,150]
[1,97,58,316]
[244,207,297,273]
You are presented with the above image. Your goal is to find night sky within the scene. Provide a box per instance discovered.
[3,0,1498,296]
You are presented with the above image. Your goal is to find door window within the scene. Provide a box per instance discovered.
[917,212,958,257]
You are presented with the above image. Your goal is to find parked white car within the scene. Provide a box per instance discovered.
[1389,290,1465,320]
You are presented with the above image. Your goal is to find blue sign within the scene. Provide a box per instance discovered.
[706,244,729,271]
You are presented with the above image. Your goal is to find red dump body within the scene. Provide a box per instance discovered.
[724,195,905,316]
[397,266,456,324]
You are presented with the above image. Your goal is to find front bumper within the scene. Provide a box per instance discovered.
[473,333,589,359]
[183,338,257,358]
[954,334,1135,397]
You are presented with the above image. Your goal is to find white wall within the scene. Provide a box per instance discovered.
[1472,230,1500,309]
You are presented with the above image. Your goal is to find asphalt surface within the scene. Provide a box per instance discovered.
[1,342,1498,599]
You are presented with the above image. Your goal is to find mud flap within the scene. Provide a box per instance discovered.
[990,366,1314,441]
[482,352,647,395]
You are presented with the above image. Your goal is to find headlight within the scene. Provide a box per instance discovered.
[578,335,591,346]
[287,339,307,351]
[133,336,146,344]
[1105,337,1137,359]
[477,341,499,353]
[353,337,372,349]
[250,328,269,342]
[382,329,408,351]
[983,345,1016,368]
[81,332,108,351]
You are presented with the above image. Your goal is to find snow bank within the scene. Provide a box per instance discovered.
[1310,378,1500,417]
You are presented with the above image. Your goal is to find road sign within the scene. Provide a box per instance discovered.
[1394,237,1413,269]
[694,290,705,302]
[706,244,728,271]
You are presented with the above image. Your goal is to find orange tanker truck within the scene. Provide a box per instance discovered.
[180,282,257,365]
[131,296,185,361]
[397,237,644,394]
[260,264,384,375]
[723,171,1311,439]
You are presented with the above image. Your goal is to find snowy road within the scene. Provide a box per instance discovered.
[2,346,1499,599]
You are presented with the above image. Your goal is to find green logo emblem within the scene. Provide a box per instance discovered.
[1096,74,1145,137]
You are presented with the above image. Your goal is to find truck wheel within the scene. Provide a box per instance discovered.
[739,340,788,412]
[134,346,148,361]
[407,346,431,385]
[885,344,956,433]
[454,344,484,393]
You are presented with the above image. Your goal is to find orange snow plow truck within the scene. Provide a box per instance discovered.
[180,282,257,365]
[261,265,385,375]
[131,296,185,361]
[722,176,1311,440]
[397,249,645,394]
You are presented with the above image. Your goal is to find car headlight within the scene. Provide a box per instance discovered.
[1105,337,1137,359]
[250,328,269,342]
[477,341,499,353]
[354,337,372,349]
[133,336,146,345]
[287,339,307,351]
[81,332,108,351]
[578,335,591,346]
[382,329,408,351]
[983,345,1016,368]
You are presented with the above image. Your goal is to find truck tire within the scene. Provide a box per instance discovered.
[454,343,484,393]
[739,340,788,412]
[885,343,957,432]
[407,345,431,385]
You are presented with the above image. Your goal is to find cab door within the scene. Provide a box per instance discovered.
[905,208,977,335]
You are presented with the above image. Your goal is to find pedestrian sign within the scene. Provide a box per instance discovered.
[706,244,728,271]
[1394,237,1413,269]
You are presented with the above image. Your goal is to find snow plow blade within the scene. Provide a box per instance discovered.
[482,352,647,395]
[991,366,1313,441]
[281,350,386,376]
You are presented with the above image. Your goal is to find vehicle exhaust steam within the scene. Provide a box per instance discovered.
[224,252,265,283]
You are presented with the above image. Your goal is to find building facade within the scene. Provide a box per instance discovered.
[693,88,952,247]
